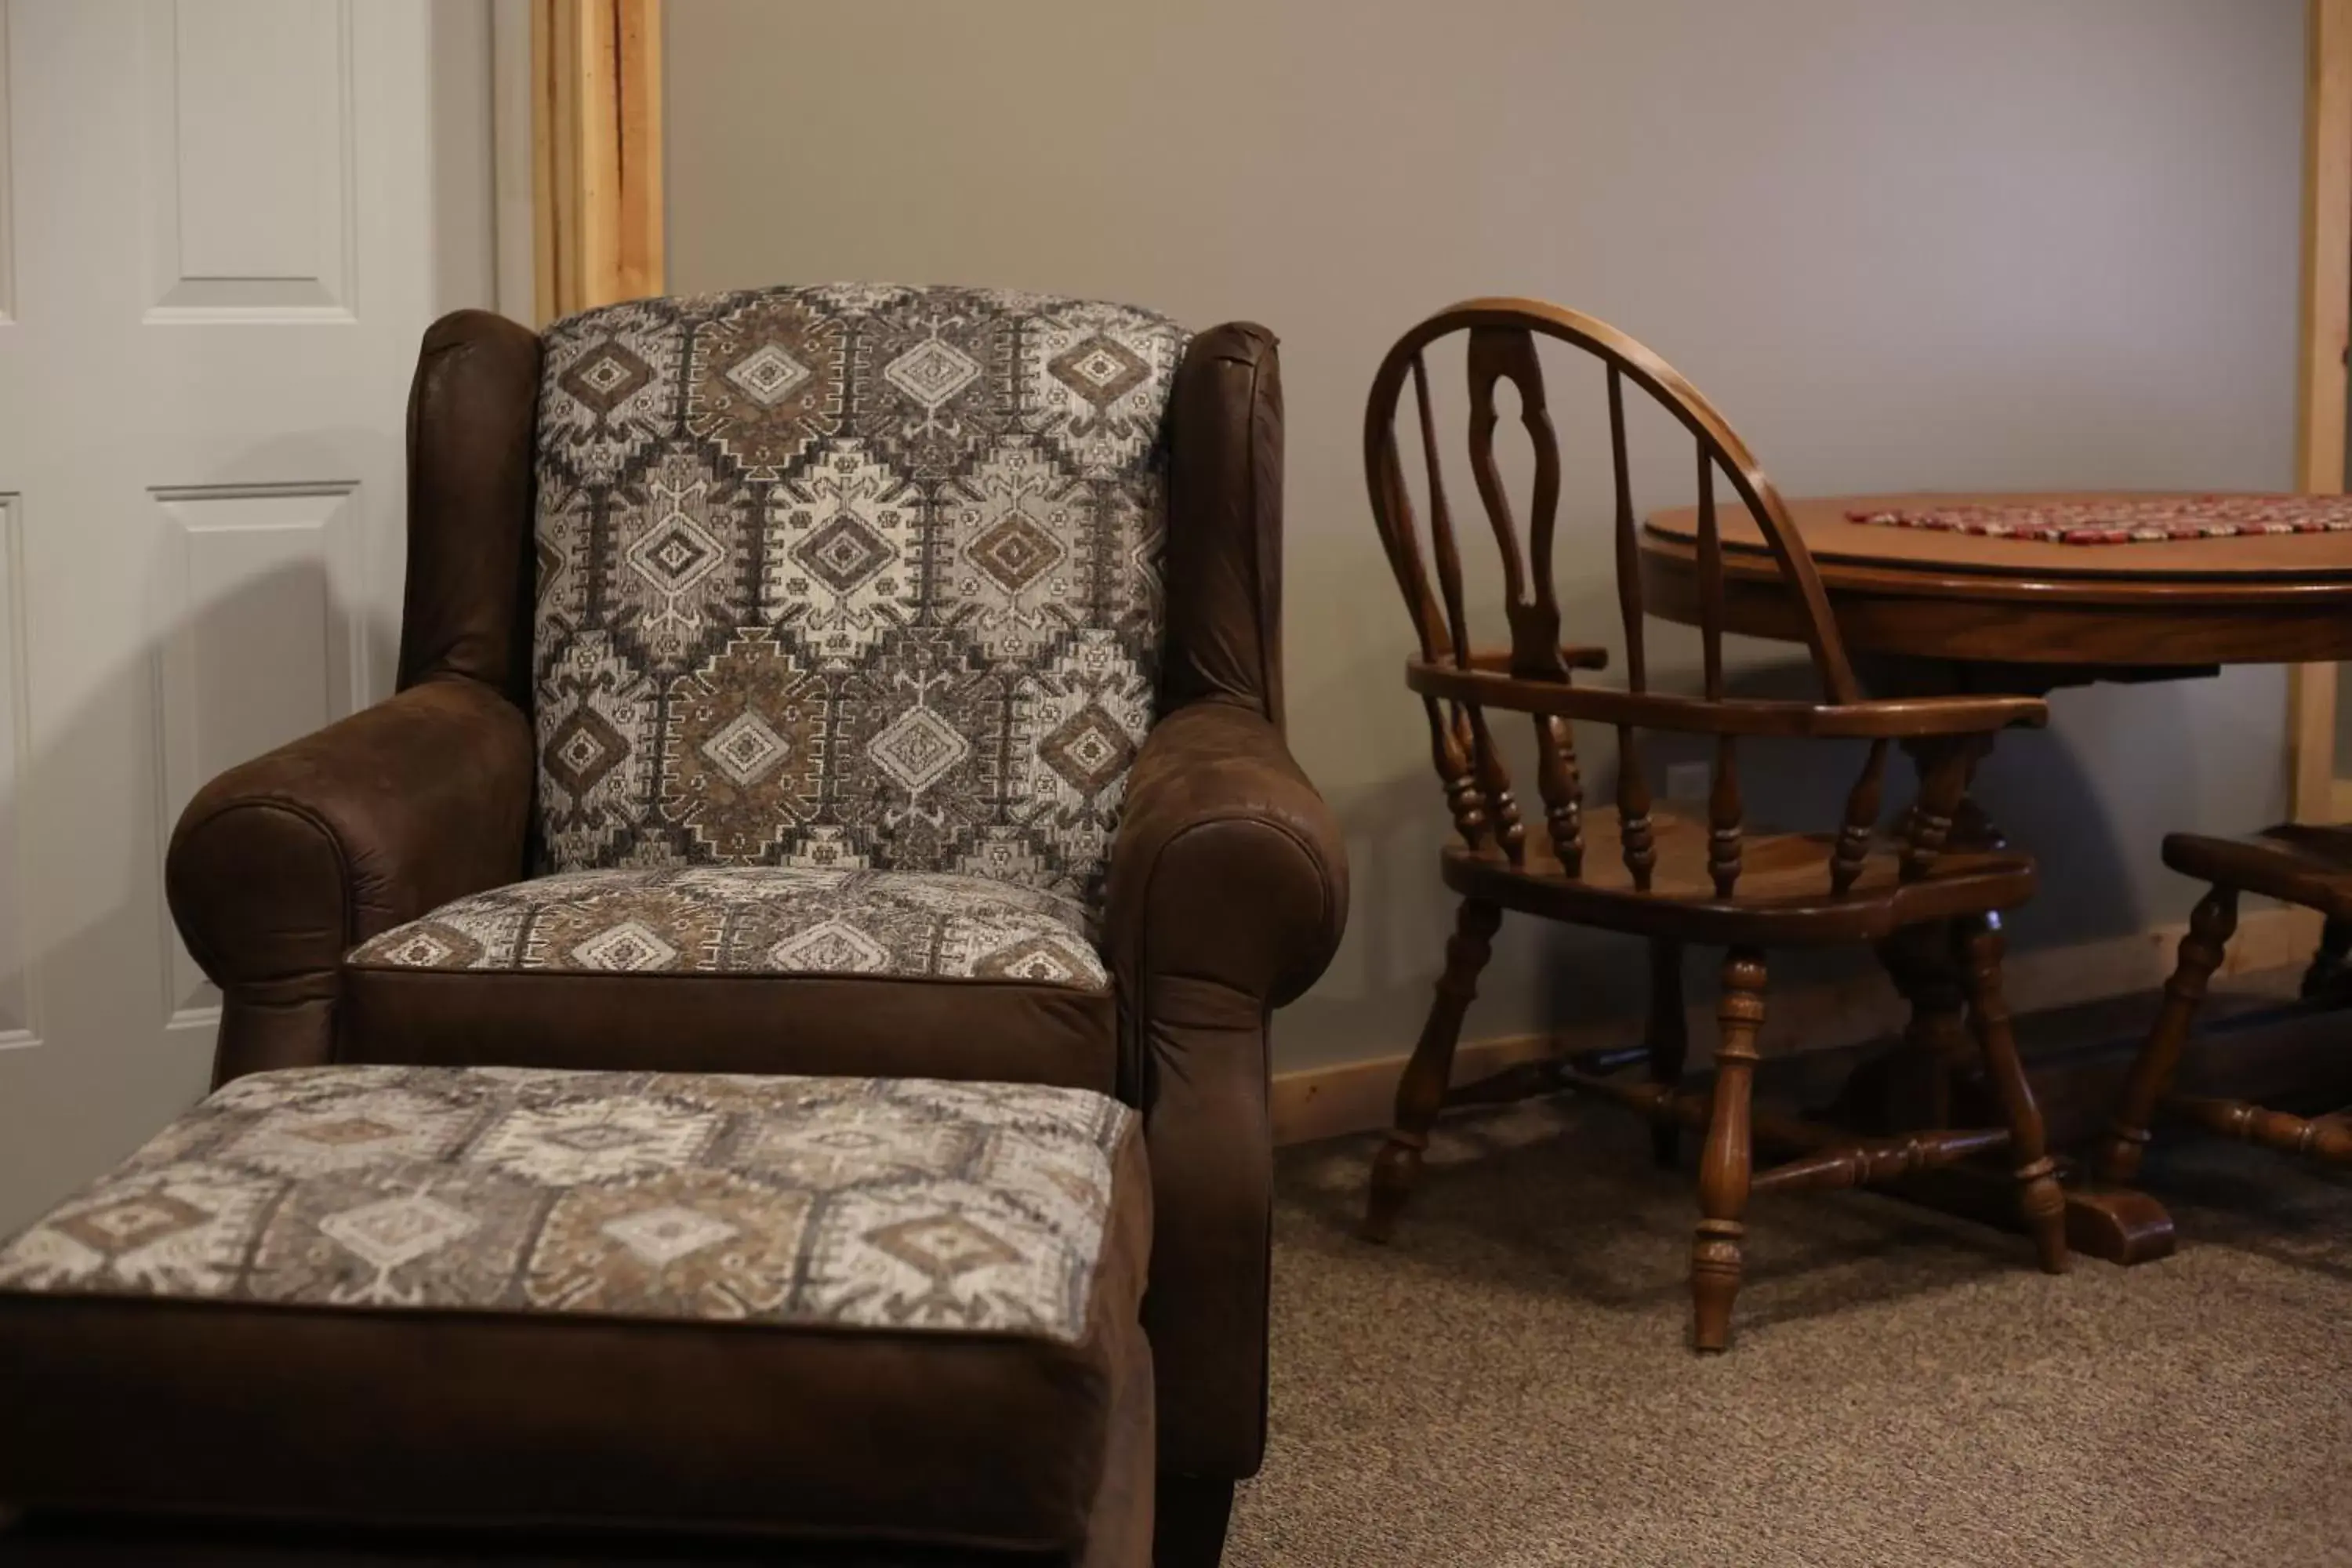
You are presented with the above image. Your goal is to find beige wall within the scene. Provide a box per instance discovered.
[666,0,2307,1072]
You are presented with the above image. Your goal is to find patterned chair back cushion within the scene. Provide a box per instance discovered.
[532,285,1189,913]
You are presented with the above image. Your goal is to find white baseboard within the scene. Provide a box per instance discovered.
[1269,904,2321,1148]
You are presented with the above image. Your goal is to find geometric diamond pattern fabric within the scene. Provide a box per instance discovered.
[0,1067,1135,1343]
[346,866,1110,990]
[534,284,1189,917]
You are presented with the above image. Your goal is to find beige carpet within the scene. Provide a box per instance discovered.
[1228,1096,2352,1568]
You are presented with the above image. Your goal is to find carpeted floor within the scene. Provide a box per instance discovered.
[1227,1095,2352,1568]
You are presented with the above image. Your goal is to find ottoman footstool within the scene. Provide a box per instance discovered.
[0,1068,1154,1566]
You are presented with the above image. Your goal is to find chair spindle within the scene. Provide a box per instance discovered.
[1617,724,1656,891]
[1903,737,1974,880]
[1412,354,1476,673]
[1465,704,1524,864]
[1831,740,1891,895]
[1534,717,1584,873]
[1424,699,1487,847]
[1696,449,1724,700]
[1607,365,1648,696]
[1411,350,1523,858]
[1708,735,1742,896]
[1367,362,1486,851]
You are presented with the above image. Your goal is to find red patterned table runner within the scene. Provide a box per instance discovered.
[1846,495,2352,545]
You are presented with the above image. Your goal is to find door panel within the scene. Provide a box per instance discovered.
[144,0,358,321]
[0,0,497,1230]
[152,480,368,1023]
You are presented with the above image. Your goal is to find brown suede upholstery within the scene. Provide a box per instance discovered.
[340,967,1117,1089]
[1105,701,1345,1476]
[394,310,542,706]
[166,678,535,1082]
[163,303,1348,1494]
[1163,325,1286,728]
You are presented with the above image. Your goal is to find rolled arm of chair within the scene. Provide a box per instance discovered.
[165,677,534,1082]
[1102,699,1348,1479]
[1105,700,1348,1007]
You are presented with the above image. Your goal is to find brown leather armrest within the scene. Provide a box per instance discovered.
[1101,699,1345,1477]
[166,678,532,992]
[1105,699,1348,1011]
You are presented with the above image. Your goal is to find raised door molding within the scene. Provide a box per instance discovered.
[141,0,358,322]
[151,482,365,1022]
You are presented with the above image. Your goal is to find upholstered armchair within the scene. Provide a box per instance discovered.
[165,285,1348,1548]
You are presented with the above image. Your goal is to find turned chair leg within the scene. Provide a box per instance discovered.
[1692,948,1766,1352]
[2300,913,2352,1000]
[1364,897,1502,1243]
[1952,913,2068,1274]
[2094,886,2238,1186]
[1646,938,1687,1167]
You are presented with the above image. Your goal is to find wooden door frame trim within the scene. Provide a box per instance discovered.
[2294,0,2352,822]
[532,0,663,324]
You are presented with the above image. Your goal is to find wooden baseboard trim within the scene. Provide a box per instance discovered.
[1269,904,2322,1147]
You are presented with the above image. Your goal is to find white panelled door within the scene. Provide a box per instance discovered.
[0,0,497,1229]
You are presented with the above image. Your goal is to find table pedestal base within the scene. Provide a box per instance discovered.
[1866,1164,2177,1265]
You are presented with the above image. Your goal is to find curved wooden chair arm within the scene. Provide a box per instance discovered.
[1407,663,2046,739]
[1454,645,1613,675]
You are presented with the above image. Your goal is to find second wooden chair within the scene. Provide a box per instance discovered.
[2095,826,2352,1186]
[1357,299,2070,1351]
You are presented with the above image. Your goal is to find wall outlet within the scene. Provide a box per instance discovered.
[1664,760,1711,803]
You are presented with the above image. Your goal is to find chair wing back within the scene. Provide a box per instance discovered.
[532,283,1190,910]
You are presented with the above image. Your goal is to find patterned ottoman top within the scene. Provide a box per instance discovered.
[0,1067,1137,1345]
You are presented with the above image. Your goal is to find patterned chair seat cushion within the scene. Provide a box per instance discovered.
[348,866,1109,990]
[0,1066,1154,1552]
[336,866,1121,1101]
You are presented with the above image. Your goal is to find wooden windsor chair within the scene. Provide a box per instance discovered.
[1356,299,2071,1351]
[2092,829,2352,1188]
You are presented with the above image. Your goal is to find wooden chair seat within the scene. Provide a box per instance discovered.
[2161,824,2352,917]
[1443,809,2036,946]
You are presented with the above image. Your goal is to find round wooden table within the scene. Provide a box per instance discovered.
[1642,491,2352,671]
[1639,492,2352,1265]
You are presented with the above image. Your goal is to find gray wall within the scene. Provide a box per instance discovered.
[666,0,2306,1072]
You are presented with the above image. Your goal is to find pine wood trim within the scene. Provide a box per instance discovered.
[1272,905,2322,1147]
[2292,0,2352,822]
[532,0,663,325]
